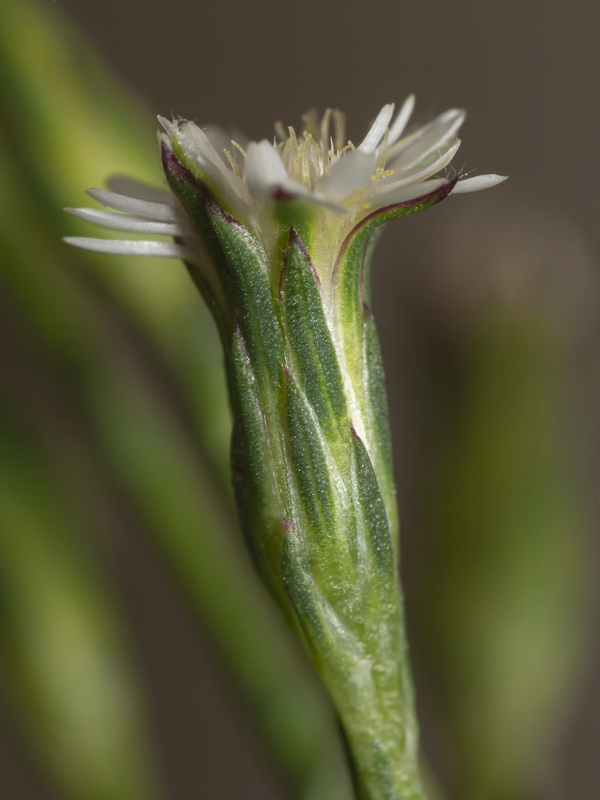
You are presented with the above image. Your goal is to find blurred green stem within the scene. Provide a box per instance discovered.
[414,312,591,799]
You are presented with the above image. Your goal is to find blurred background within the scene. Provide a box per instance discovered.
[1,0,598,798]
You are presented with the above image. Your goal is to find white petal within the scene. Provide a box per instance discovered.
[389,109,465,170]
[64,237,189,258]
[373,178,447,208]
[157,115,177,135]
[358,103,395,153]
[176,122,243,194]
[177,121,223,165]
[106,175,172,204]
[318,149,376,201]
[377,139,461,193]
[387,94,415,145]
[86,188,178,221]
[451,174,508,193]
[245,140,308,199]
[65,207,182,235]
[177,122,242,185]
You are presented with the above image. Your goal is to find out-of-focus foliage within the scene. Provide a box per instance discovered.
[0,395,159,800]
[406,206,595,800]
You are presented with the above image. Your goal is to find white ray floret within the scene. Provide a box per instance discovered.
[376,140,462,197]
[106,175,173,204]
[374,178,449,208]
[358,103,395,153]
[451,173,508,193]
[387,94,416,145]
[388,109,466,170]
[65,207,182,235]
[63,237,191,258]
[86,188,177,221]
[65,96,506,261]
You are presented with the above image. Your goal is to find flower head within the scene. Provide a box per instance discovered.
[65,97,505,275]
[64,101,506,800]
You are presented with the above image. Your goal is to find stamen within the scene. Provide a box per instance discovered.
[223,148,242,177]
[297,135,314,187]
[332,110,346,151]
[281,127,298,167]
[320,109,332,151]
[274,120,287,141]
[231,140,247,158]
[301,109,320,139]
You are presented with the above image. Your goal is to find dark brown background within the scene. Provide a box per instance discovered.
[2,0,598,798]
